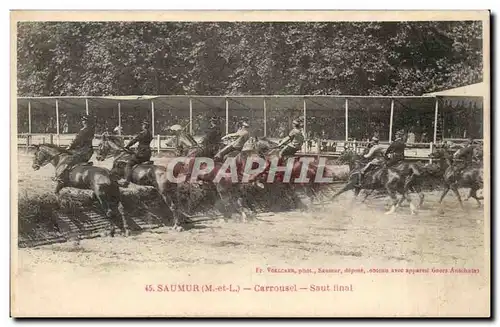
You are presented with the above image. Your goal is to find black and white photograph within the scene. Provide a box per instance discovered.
[10,11,490,317]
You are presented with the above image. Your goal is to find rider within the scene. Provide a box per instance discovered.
[362,138,376,155]
[384,131,406,166]
[277,119,305,159]
[200,116,223,158]
[214,121,250,161]
[453,137,476,171]
[53,114,95,186]
[109,125,124,146]
[120,120,153,184]
[358,136,386,185]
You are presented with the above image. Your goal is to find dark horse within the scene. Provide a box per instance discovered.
[95,133,185,231]
[429,147,483,211]
[163,130,257,221]
[31,144,129,236]
[230,136,337,209]
[331,150,421,215]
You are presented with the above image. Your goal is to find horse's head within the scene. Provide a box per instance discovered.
[428,147,449,160]
[338,149,359,165]
[95,135,111,161]
[95,133,124,161]
[31,144,57,170]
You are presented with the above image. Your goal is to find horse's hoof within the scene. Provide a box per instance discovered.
[409,203,418,215]
[385,206,396,215]
[173,225,184,232]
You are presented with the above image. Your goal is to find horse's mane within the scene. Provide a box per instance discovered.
[39,143,72,155]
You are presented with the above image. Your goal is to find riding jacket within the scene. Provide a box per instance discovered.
[68,125,95,151]
[385,139,405,161]
[125,129,153,158]
[287,128,305,149]
[363,144,385,159]
[453,145,475,162]
[229,128,250,149]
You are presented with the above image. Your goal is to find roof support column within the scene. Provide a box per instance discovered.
[433,97,439,143]
[263,98,267,137]
[345,98,349,142]
[389,99,394,142]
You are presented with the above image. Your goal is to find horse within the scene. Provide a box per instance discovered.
[163,129,257,221]
[331,150,419,215]
[95,133,185,231]
[229,137,338,210]
[428,147,484,211]
[31,143,129,236]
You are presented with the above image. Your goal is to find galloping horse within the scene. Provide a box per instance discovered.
[429,147,483,211]
[31,144,129,236]
[230,137,337,208]
[164,129,257,221]
[331,150,420,215]
[95,133,185,231]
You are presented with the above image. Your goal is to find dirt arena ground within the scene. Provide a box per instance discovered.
[13,151,489,316]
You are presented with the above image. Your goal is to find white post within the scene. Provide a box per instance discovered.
[433,97,439,144]
[151,101,155,136]
[225,98,229,134]
[55,99,60,146]
[303,98,307,137]
[345,98,349,142]
[429,142,434,164]
[157,134,161,155]
[85,98,89,115]
[118,102,122,136]
[263,98,267,137]
[28,101,32,134]
[389,99,394,142]
[189,98,193,135]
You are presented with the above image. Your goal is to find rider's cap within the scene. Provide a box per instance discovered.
[241,122,250,127]
[113,126,123,133]
[292,119,302,125]
[81,115,89,121]
[141,120,150,126]
[371,136,379,142]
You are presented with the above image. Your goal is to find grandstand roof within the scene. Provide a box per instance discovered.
[423,81,487,97]
[17,95,441,115]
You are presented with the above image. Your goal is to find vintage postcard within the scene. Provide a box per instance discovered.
[10,10,490,317]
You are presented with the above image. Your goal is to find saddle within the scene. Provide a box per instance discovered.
[133,161,154,168]
[75,161,94,166]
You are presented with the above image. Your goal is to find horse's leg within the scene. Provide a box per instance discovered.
[110,184,129,237]
[159,189,183,232]
[94,191,116,237]
[469,187,482,208]
[450,183,465,210]
[331,181,356,200]
[216,183,233,222]
[411,185,425,208]
[384,182,399,215]
[361,189,374,203]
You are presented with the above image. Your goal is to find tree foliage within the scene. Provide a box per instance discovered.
[17,21,483,97]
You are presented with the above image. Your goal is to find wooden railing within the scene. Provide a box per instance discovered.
[18,133,473,161]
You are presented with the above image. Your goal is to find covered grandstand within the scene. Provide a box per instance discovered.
[16,93,484,158]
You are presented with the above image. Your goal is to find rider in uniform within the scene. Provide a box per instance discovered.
[358,136,385,185]
[214,121,250,161]
[120,120,153,185]
[453,137,476,171]
[384,131,406,166]
[53,114,95,187]
[200,117,222,158]
[277,119,305,159]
